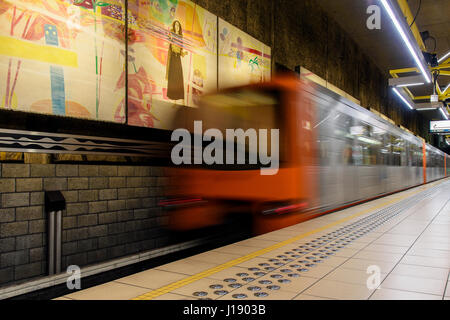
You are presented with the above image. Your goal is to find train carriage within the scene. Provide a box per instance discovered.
[164,76,449,235]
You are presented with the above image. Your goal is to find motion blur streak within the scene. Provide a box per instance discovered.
[163,75,449,235]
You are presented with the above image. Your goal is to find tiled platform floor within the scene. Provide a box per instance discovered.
[57,178,450,300]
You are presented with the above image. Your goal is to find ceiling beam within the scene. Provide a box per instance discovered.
[389,75,425,87]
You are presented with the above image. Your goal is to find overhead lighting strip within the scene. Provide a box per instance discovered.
[440,108,449,120]
[393,87,414,110]
[443,84,450,94]
[438,51,450,64]
[380,0,431,83]
[396,82,424,88]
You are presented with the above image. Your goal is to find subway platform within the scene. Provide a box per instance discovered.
[56,178,450,300]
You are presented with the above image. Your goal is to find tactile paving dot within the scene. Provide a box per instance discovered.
[209,284,223,289]
[271,274,283,279]
[242,277,255,282]
[281,269,293,273]
[274,262,285,266]
[298,260,309,264]
[248,268,260,271]
[297,268,309,272]
[267,285,281,291]
[269,259,279,262]
[214,290,229,296]
[305,263,317,268]
[277,255,287,258]
[312,260,323,263]
[258,263,270,267]
[232,294,247,299]
[278,279,291,284]
[264,267,276,271]
[254,272,266,277]
[229,283,243,289]
[288,273,300,278]
[259,280,272,285]
[224,278,237,283]
[247,286,262,292]
[237,273,249,277]
[254,292,269,298]
[193,292,208,297]
[290,264,302,268]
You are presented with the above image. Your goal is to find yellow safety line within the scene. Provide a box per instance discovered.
[132,184,435,300]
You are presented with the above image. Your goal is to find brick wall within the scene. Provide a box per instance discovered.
[0,163,169,287]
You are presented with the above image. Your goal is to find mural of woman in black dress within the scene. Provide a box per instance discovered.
[166,20,187,102]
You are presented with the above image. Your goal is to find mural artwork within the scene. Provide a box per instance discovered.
[126,0,217,129]
[218,19,271,90]
[0,0,126,122]
[0,1,271,130]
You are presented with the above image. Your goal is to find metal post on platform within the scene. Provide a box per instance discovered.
[45,191,66,275]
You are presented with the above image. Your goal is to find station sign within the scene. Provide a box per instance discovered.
[430,120,450,133]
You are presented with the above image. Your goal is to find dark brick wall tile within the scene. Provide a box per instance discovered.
[0,238,15,252]
[109,177,126,188]
[14,262,42,280]
[78,165,99,177]
[0,208,15,223]
[16,206,43,221]
[2,193,30,208]
[89,177,108,189]
[0,221,28,238]
[56,164,79,177]
[1,250,29,268]
[15,234,42,250]
[16,178,42,192]
[78,189,98,202]
[68,178,89,190]
[2,164,30,177]
[43,178,67,191]
[0,179,15,192]
[30,164,55,177]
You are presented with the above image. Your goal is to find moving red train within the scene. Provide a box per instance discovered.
[162,76,449,235]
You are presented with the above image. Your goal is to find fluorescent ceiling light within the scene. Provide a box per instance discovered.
[396,82,424,87]
[393,88,414,110]
[443,84,450,93]
[440,108,449,120]
[416,107,437,111]
[438,51,450,63]
[380,0,431,83]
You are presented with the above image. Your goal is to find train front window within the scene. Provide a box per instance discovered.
[197,88,284,169]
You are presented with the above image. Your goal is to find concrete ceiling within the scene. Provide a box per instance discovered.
[316,0,450,121]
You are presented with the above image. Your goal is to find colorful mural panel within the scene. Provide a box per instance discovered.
[126,0,217,130]
[0,0,126,122]
[0,1,271,131]
[218,18,271,90]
